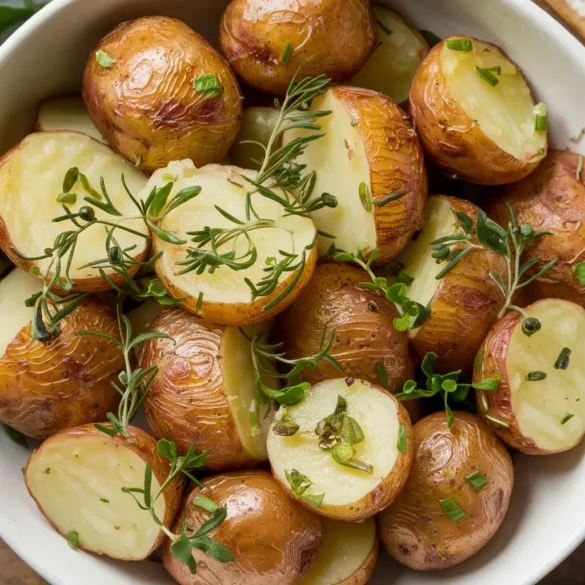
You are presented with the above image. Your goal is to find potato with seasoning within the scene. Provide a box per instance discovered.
[163,470,323,585]
[83,16,242,173]
[219,0,376,95]
[378,411,514,570]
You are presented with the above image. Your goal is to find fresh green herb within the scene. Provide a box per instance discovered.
[375,361,389,389]
[525,371,547,382]
[136,278,183,306]
[351,118,358,127]
[2,424,28,449]
[446,38,473,51]
[439,497,465,521]
[574,261,585,285]
[67,531,79,549]
[522,317,541,337]
[96,49,116,68]
[372,190,409,208]
[193,496,220,513]
[285,469,324,508]
[56,192,77,205]
[282,42,292,64]
[466,471,488,491]
[43,468,51,475]
[396,272,414,285]
[194,74,224,99]
[331,443,373,473]
[397,424,407,455]
[272,419,300,436]
[359,182,372,212]
[376,19,393,35]
[475,66,500,87]
[0,3,46,35]
[534,103,547,132]
[100,498,110,503]
[195,292,204,313]
[561,413,575,425]
[554,347,571,370]
[484,413,509,428]
[419,29,441,48]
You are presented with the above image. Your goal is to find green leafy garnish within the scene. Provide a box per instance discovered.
[522,317,541,337]
[439,497,466,521]
[193,496,220,513]
[534,103,547,132]
[466,471,488,491]
[194,74,224,99]
[67,531,79,549]
[574,261,585,285]
[419,29,441,48]
[0,3,46,35]
[375,361,389,389]
[397,424,407,455]
[561,413,575,425]
[554,347,571,370]
[96,49,116,68]
[475,66,500,87]
[446,38,472,51]
[359,182,372,212]
[282,42,292,64]
[525,371,547,381]
[285,469,324,508]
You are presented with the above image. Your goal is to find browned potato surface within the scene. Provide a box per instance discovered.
[378,412,514,570]
[219,0,376,95]
[163,470,323,585]
[83,16,242,173]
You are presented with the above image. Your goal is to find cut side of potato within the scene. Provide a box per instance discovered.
[476,299,585,454]
[230,107,280,170]
[350,7,429,104]
[0,131,148,292]
[283,86,426,262]
[25,425,182,560]
[267,378,413,521]
[36,96,105,143]
[150,160,317,325]
[300,518,378,585]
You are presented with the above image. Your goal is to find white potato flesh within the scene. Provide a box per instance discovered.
[36,97,105,143]
[283,91,375,256]
[507,300,585,451]
[440,39,546,160]
[230,107,280,170]
[0,132,148,281]
[395,196,453,336]
[149,160,316,305]
[301,518,376,585]
[267,379,400,507]
[0,268,40,356]
[26,433,165,560]
[350,7,427,104]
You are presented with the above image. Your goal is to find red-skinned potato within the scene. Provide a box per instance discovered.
[25,424,184,560]
[378,412,514,570]
[474,298,585,454]
[163,470,323,585]
[219,0,376,95]
[83,16,242,173]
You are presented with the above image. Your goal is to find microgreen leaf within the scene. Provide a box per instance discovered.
[194,74,224,99]
[397,424,407,455]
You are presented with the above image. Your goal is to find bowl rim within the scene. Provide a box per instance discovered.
[1,1,585,584]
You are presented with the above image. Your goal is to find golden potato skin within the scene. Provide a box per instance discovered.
[163,470,323,585]
[140,308,260,471]
[25,424,184,559]
[219,0,376,95]
[335,86,427,261]
[83,17,242,173]
[412,196,506,375]
[378,412,513,570]
[486,150,585,306]
[0,298,123,439]
[410,37,543,185]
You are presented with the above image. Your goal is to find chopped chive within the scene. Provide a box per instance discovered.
[96,50,116,68]
[195,292,203,313]
[475,66,500,87]
[534,103,547,132]
[397,424,407,455]
[554,347,571,370]
[359,182,372,212]
[446,38,473,51]
[419,29,441,48]
[375,361,389,390]
[376,19,393,35]
[525,371,547,381]
[466,471,488,491]
[485,413,509,428]
[439,497,466,521]
[561,413,574,425]
[372,190,409,207]
[282,42,292,64]
[67,531,79,549]
[522,317,541,337]
[43,468,51,475]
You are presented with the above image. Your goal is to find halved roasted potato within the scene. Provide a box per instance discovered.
[395,195,506,374]
[410,36,547,185]
[163,470,323,585]
[83,16,242,173]
[267,378,413,522]
[486,150,585,306]
[378,412,514,570]
[0,131,148,292]
[300,518,378,585]
[350,6,429,104]
[219,0,376,96]
[474,298,585,454]
[25,424,183,560]
[0,269,123,439]
[150,161,318,325]
[36,96,105,143]
[140,307,278,471]
[283,86,427,262]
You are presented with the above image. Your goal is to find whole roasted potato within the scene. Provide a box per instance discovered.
[486,150,585,306]
[474,298,585,454]
[83,16,242,173]
[163,470,323,585]
[395,195,506,374]
[378,412,514,570]
[219,0,376,95]
[0,269,123,439]
[410,36,547,185]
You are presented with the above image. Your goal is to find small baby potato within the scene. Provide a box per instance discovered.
[410,36,547,185]
[83,16,242,173]
[163,470,323,585]
[219,0,376,95]
[378,412,514,570]
[267,378,413,522]
[474,298,585,454]
[0,269,123,439]
[486,150,585,305]
[25,424,183,560]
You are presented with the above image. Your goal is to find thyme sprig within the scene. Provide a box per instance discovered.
[431,204,558,319]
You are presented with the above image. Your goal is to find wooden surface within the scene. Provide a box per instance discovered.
[2,1,585,584]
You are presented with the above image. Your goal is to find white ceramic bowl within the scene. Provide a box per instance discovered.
[1,1,585,584]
